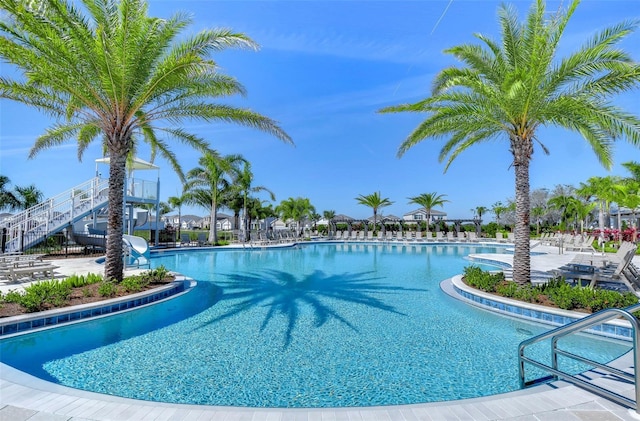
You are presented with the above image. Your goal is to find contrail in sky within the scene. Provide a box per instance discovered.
[431,0,455,35]
[392,0,455,96]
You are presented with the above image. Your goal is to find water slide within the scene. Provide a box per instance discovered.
[71,232,150,268]
[123,234,151,268]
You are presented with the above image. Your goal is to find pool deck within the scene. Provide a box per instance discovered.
[2,242,640,421]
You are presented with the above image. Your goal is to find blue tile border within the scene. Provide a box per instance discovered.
[0,279,194,338]
[444,275,633,341]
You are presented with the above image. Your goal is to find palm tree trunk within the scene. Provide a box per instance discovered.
[243,192,248,241]
[209,197,218,244]
[598,203,605,245]
[105,152,126,282]
[513,155,531,286]
[177,207,181,240]
[373,210,377,233]
[617,207,622,244]
[209,186,218,244]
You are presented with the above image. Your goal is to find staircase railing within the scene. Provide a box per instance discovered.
[1,177,110,252]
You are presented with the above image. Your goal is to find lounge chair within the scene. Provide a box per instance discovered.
[415,231,423,242]
[366,231,374,241]
[386,231,394,241]
[180,233,192,246]
[467,232,478,242]
[446,232,455,242]
[571,241,636,268]
[197,232,208,246]
[554,246,638,292]
[435,232,444,241]
[357,231,365,241]
[565,235,596,252]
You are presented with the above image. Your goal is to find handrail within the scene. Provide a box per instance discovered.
[0,177,110,252]
[519,303,640,412]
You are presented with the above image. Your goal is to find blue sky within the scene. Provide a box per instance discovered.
[1,0,639,220]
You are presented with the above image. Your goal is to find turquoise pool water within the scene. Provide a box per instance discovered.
[0,243,631,408]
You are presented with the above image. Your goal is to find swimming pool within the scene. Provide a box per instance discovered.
[0,243,631,408]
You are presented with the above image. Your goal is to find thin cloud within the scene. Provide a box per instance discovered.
[255,29,435,64]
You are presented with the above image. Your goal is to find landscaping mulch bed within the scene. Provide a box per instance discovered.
[0,277,175,318]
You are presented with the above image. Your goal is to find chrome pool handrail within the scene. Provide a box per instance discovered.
[518,302,640,412]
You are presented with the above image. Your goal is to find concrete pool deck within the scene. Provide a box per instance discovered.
[2,242,640,420]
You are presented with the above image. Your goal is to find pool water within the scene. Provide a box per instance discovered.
[0,243,631,408]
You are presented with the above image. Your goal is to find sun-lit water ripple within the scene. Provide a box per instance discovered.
[1,243,631,407]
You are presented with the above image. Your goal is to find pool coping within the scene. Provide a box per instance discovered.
[0,277,195,338]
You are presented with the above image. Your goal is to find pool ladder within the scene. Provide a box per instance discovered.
[518,302,640,413]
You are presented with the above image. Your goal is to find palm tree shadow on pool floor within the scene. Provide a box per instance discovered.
[193,269,428,347]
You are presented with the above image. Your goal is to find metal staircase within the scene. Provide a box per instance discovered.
[0,177,110,253]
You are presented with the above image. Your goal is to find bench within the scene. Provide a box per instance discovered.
[0,263,59,282]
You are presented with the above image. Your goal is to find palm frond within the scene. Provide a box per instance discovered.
[29,122,83,158]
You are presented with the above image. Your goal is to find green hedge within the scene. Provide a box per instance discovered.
[463,266,638,313]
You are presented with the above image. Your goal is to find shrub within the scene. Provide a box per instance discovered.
[496,281,518,298]
[140,265,170,283]
[463,266,504,292]
[121,275,146,293]
[98,280,118,298]
[548,282,576,310]
[18,281,72,312]
[464,267,639,313]
[3,290,23,304]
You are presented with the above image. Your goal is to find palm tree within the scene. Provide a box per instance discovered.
[474,206,488,222]
[355,192,393,233]
[0,176,19,211]
[223,191,245,232]
[577,176,626,244]
[530,206,545,236]
[12,185,44,211]
[167,194,186,239]
[323,210,336,235]
[622,161,640,181]
[621,161,640,241]
[573,200,597,235]
[380,0,640,285]
[408,192,449,231]
[235,162,275,240]
[547,194,578,231]
[276,197,315,236]
[0,0,292,281]
[310,213,321,232]
[491,202,507,227]
[184,152,244,244]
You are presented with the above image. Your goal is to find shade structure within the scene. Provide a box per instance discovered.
[95,157,159,170]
